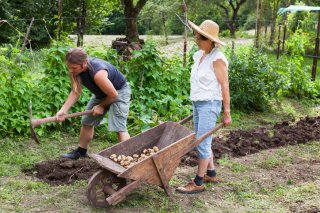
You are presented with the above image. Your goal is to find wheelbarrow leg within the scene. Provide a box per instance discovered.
[106,178,144,205]
[152,155,173,197]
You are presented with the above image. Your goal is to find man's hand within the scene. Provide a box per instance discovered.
[56,110,67,122]
[93,105,105,116]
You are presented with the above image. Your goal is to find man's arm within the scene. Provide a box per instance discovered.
[93,70,118,116]
[56,90,81,121]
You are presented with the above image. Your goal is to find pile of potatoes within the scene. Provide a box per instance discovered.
[109,146,160,168]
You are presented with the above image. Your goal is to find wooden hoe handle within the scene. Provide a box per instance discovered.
[31,110,94,128]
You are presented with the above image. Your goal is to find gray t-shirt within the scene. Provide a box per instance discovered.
[80,58,126,99]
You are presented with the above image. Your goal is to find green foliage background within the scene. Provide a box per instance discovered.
[0,35,319,138]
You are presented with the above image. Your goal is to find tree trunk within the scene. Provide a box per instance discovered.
[122,0,148,42]
[217,0,247,38]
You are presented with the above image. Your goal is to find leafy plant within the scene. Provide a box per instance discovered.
[123,41,192,133]
[280,30,319,99]
[228,46,284,111]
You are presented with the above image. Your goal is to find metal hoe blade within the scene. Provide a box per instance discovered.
[29,101,40,144]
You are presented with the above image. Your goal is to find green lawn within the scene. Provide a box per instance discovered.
[0,98,319,212]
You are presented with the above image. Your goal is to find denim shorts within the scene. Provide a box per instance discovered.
[193,100,222,159]
[81,82,131,132]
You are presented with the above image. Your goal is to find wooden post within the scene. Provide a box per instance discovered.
[76,0,86,47]
[255,0,260,48]
[311,12,320,81]
[182,0,188,67]
[232,40,235,56]
[57,0,62,40]
[277,25,281,59]
[21,17,34,53]
[264,20,268,38]
[282,24,287,53]
[161,11,168,45]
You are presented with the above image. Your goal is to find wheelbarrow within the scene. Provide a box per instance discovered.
[87,115,223,208]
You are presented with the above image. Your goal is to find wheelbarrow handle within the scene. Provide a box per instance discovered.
[194,123,224,145]
[178,114,193,125]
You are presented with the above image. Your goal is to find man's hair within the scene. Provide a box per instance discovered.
[65,47,88,64]
[65,48,89,94]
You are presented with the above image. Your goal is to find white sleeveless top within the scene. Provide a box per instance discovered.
[190,48,228,101]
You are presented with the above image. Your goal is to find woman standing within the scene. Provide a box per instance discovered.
[177,20,232,194]
[56,47,131,160]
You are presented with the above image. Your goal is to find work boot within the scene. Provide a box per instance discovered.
[204,174,220,183]
[61,149,87,160]
[176,181,205,194]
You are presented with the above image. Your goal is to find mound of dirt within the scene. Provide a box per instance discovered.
[181,116,320,166]
[23,158,101,185]
[25,116,319,185]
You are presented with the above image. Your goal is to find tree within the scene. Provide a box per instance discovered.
[217,0,247,37]
[122,0,148,42]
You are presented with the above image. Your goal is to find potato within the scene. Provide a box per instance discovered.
[133,154,139,158]
[153,146,159,152]
[110,154,117,159]
[143,149,148,154]
[126,156,133,161]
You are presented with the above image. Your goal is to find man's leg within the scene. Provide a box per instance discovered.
[61,125,94,160]
[117,131,130,142]
[79,125,95,148]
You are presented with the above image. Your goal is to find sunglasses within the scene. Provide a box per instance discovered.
[193,31,208,41]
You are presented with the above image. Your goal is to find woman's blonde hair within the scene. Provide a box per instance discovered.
[65,48,88,94]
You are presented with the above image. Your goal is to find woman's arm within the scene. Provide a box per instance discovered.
[213,59,232,126]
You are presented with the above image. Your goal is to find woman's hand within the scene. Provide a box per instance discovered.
[223,111,232,126]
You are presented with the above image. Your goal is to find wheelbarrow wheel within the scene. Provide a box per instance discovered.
[87,169,127,208]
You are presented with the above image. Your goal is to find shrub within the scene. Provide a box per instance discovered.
[228,46,284,111]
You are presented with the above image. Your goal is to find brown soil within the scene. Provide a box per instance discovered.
[23,158,101,185]
[182,116,320,167]
[24,116,320,185]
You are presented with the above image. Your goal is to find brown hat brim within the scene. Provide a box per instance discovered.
[188,20,226,46]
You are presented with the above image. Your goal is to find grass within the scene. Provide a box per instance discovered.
[0,98,319,212]
[1,34,320,212]
[218,156,249,173]
[228,97,319,131]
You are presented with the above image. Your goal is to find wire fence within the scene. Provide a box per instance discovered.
[1,15,320,61]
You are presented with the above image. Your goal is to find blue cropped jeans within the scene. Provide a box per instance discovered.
[193,100,222,159]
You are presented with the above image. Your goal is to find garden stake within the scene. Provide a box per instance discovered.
[29,101,93,144]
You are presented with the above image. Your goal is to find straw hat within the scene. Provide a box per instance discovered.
[188,20,226,46]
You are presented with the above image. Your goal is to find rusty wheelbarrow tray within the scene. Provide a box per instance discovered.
[87,115,223,208]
